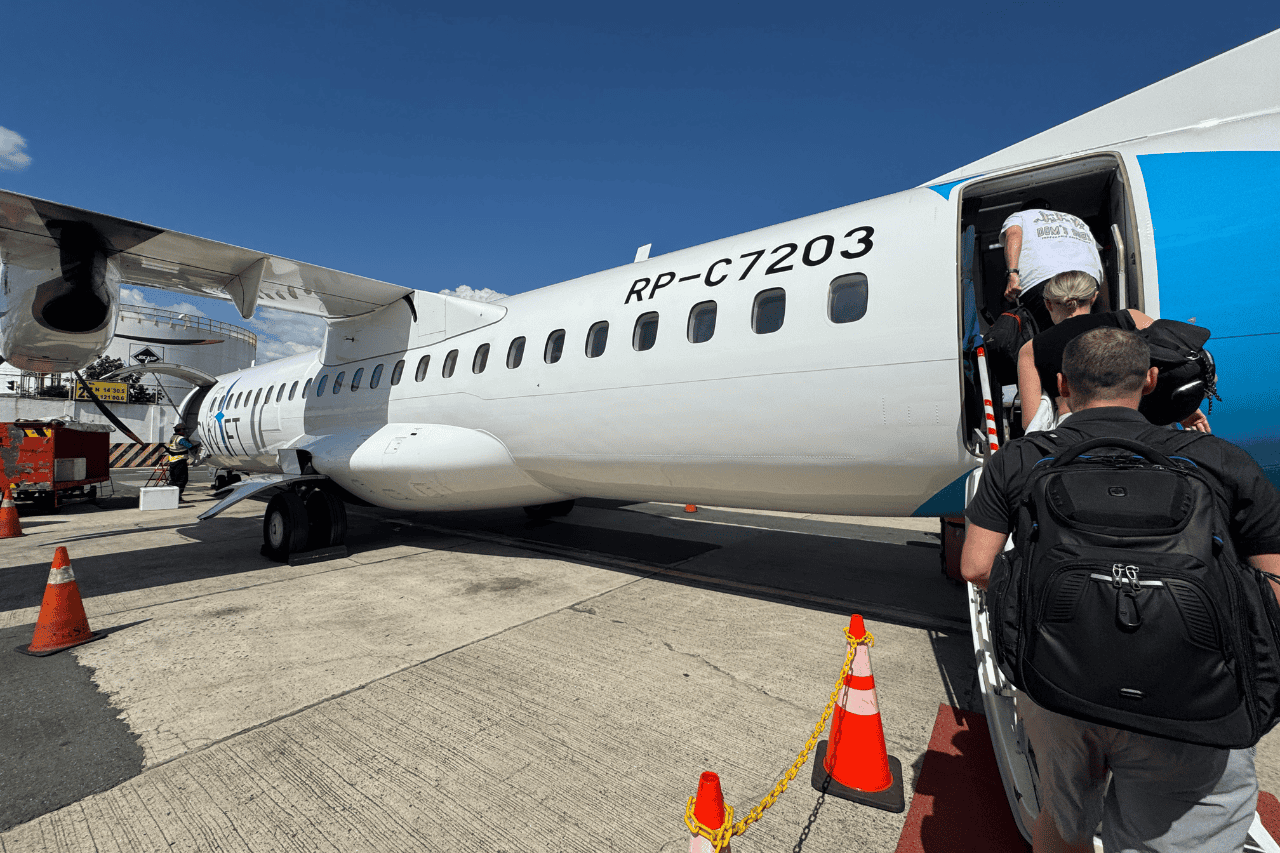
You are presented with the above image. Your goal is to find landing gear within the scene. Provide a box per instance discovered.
[263,492,309,559]
[262,485,348,562]
[523,499,576,520]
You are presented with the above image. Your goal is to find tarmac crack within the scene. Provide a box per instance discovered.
[657,639,814,716]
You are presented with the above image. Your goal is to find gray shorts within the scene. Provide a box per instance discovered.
[1017,692,1257,852]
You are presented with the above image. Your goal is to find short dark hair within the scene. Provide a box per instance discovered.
[1061,327,1150,402]
[1022,196,1051,211]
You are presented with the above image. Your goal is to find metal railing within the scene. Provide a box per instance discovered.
[118,305,258,347]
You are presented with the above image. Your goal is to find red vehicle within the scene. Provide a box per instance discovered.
[0,420,112,509]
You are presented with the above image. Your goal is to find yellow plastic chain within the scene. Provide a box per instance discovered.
[683,626,875,852]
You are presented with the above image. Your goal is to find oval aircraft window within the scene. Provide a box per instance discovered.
[586,321,609,358]
[288,381,298,401]
[369,364,383,389]
[332,372,345,394]
[234,392,243,408]
[265,385,274,403]
[302,378,312,398]
[443,350,458,378]
[633,312,658,351]
[688,301,717,343]
[829,274,869,323]
[315,375,327,397]
[507,337,525,369]
[415,355,430,382]
[545,329,565,364]
[351,368,363,391]
[254,389,262,406]
[390,359,405,385]
[276,385,285,403]
[752,288,786,334]
[473,344,489,374]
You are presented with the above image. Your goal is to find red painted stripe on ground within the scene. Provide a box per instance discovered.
[1259,791,1280,840]
[894,705,1029,853]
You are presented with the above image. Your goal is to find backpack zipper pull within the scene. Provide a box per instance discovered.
[1116,565,1143,630]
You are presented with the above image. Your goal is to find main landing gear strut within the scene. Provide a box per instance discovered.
[262,485,348,563]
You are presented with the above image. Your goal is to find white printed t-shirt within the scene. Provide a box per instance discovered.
[1000,209,1103,290]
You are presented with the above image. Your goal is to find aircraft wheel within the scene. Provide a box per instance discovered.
[523,499,576,520]
[263,492,309,560]
[305,489,348,549]
[213,473,228,491]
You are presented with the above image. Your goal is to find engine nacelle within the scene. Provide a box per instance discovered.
[0,220,120,373]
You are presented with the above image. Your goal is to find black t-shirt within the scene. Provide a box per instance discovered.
[1033,310,1137,399]
[966,407,1280,558]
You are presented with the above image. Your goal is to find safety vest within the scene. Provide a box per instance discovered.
[167,435,191,463]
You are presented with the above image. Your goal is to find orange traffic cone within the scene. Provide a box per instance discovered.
[685,504,698,513]
[0,485,22,539]
[811,614,905,812]
[685,771,732,853]
[16,547,104,656]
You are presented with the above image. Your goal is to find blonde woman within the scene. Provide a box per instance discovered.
[1017,271,1156,431]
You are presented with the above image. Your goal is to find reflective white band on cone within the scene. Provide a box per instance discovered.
[47,568,75,585]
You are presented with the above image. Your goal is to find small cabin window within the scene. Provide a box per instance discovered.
[688,301,717,343]
[209,396,217,412]
[415,355,430,382]
[586,321,609,358]
[302,378,312,398]
[265,386,274,403]
[507,337,525,369]
[369,364,383,389]
[633,312,659,351]
[829,274,869,324]
[473,344,490,374]
[254,389,263,406]
[350,368,364,391]
[545,329,565,364]
[752,288,786,334]
[234,392,243,408]
[390,359,405,385]
[288,381,298,401]
[276,385,285,403]
[315,375,328,397]
[332,372,345,394]
[443,349,458,378]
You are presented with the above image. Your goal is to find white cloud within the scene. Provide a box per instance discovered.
[245,307,326,364]
[439,285,508,302]
[0,127,31,171]
[120,286,208,318]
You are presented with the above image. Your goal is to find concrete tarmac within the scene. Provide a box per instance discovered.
[1,474,1275,852]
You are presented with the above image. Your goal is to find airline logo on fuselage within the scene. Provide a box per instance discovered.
[624,226,874,304]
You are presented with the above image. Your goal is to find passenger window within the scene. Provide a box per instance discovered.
[633,312,658,351]
[390,359,405,385]
[370,364,383,389]
[443,349,458,378]
[209,396,216,412]
[507,337,525,369]
[276,385,284,403]
[586,321,609,358]
[828,274,869,323]
[752,288,786,334]
[288,381,298,401]
[473,344,489,374]
[315,375,328,397]
[254,389,262,406]
[688,301,717,343]
[545,329,565,364]
[302,378,312,398]
[265,385,274,403]
[351,368,363,391]
[333,372,345,394]
[415,355,430,382]
[234,392,243,408]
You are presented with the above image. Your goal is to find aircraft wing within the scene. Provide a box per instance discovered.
[931,29,1280,184]
[0,189,414,319]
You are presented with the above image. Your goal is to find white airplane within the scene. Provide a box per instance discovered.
[2,29,1278,847]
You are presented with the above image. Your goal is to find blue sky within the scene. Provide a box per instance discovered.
[3,4,1277,360]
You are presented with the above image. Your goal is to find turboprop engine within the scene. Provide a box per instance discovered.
[0,218,121,373]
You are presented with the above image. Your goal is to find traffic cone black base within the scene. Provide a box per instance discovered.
[811,743,905,813]
[16,632,105,657]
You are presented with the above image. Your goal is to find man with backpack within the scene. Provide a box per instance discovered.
[960,327,1280,852]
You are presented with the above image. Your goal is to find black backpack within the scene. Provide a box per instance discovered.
[988,430,1280,748]
[1137,319,1220,426]
[983,306,1039,386]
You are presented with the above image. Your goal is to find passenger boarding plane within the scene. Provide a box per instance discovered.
[2,30,1278,845]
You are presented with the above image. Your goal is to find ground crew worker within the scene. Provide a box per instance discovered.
[167,424,194,501]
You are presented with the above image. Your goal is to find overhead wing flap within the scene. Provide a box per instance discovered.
[0,189,414,319]
[930,30,1280,183]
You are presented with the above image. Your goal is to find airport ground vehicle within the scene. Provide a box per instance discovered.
[0,420,111,509]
